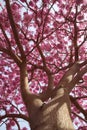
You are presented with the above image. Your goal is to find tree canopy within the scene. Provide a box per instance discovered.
[0,0,87,130]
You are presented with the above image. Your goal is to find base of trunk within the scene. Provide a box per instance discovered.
[29,88,75,130]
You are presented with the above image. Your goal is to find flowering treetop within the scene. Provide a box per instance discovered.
[0,0,87,129]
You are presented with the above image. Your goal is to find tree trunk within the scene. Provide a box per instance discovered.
[19,63,74,130]
[29,88,75,130]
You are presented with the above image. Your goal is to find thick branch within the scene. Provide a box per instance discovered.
[39,74,54,101]
[68,65,87,93]
[5,0,26,60]
[58,62,80,88]
[20,63,43,118]
[48,74,54,90]
[39,62,86,101]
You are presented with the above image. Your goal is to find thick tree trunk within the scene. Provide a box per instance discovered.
[19,64,74,130]
[29,88,74,130]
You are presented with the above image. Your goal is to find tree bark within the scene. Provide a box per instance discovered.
[20,64,74,130]
[29,88,74,130]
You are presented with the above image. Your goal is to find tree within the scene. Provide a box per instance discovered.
[0,0,87,129]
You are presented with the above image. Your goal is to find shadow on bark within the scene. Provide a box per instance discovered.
[29,88,74,130]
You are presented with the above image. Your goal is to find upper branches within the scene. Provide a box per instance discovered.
[5,0,26,61]
[0,23,11,49]
[53,61,87,93]
[0,47,22,66]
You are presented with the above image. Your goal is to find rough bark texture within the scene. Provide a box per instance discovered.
[29,88,74,130]
[16,61,87,130]
[19,63,75,130]
[20,66,74,129]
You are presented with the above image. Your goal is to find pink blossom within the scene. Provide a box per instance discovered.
[20,0,26,2]
[78,15,84,20]
[0,0,87,129]
[11,3,20,10]
[29,1,34,6]
[22,127,27,130]
[76,0,83,5]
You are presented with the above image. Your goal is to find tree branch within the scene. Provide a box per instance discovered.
[57,62,80,88]
[72,112,87,123]
[13,118,21,130]
[73,96,87,100]
[68,64,87,93]
[0,114,29,122]
[39,74,54,101]
[0,23,11,49]
[5,0,26,60]
[0,47,22,66]
[73,5,78,61]
[70,96,87,120]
